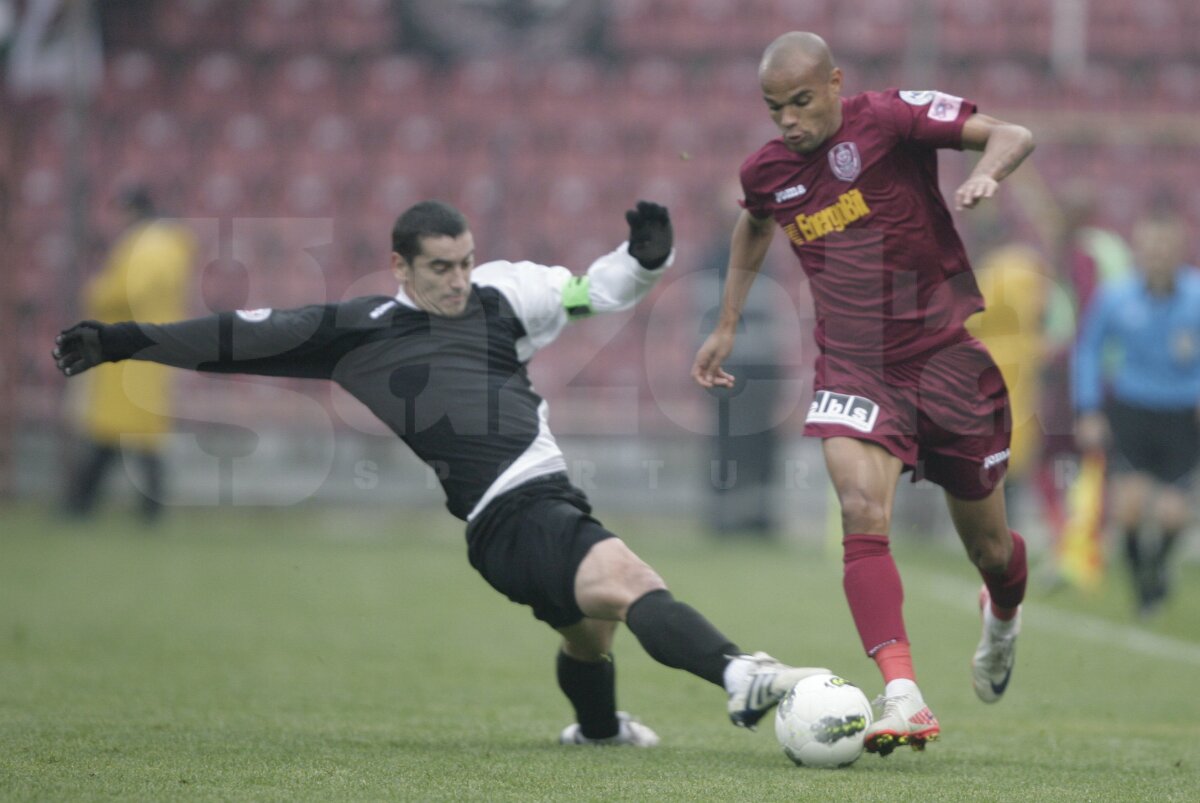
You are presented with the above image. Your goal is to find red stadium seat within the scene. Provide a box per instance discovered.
[1153,62,1200,106]
[305,113,365,176]
[1058,63,1130,107]
[97,51,167,122]
[155,0,241,51]
[831,0,912,61]
[356,55,432,123]
[263,53,342,126]
[769,0,833,26]
[977,60,1043,106]
[189,172,246,217]
[241,0,322,52]
[181,52,251,120]
[326,0,397,54]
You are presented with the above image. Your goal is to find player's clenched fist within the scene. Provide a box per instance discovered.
[53,321,108,376]
[625,200,673,269]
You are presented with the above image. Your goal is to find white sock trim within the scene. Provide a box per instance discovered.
[723,654,753,694]
[984,605,1021,636]
[884,678,919,699]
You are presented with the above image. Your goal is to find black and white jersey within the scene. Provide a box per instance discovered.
[120,243,668,520]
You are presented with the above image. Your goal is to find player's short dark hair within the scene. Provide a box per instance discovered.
[391,201,469,263]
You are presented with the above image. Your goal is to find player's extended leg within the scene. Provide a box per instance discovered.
[572,538,828,732]
[555,617,660,746]
[944,484,1027,703]
[823,437,939,756]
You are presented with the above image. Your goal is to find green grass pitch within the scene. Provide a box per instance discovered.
[1,503,1197,801]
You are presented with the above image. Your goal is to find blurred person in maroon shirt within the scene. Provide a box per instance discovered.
[693,32,1035,758]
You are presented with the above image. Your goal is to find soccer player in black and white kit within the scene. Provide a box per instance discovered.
[54,200,828,747]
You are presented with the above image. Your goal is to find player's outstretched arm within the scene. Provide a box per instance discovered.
[470,201,675,358]
[955,113,1035,210]
[53,305,355,380]
[569,200,675,316]
[692,210,776,389]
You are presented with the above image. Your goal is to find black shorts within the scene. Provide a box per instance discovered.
[464,473,615,628]
[1107,399,1200,486]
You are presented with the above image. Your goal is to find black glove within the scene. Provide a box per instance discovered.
[625,200,673,270]
[53,321,108,376]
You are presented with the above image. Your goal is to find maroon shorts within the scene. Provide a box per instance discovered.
[803,335,1012,500]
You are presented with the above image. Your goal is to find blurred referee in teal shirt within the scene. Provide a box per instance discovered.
[1073,209,1200,617]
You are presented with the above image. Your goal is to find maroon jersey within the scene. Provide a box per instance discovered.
[741,89,982,364]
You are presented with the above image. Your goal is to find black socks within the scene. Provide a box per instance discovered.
[557,650,618,739]
[624,589,739,687]
[557,590,741,738]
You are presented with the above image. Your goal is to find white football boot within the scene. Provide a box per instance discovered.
[972,586,1021,703]
[863,688,940,756]
[726,652,831,729]
[559,711,660,747]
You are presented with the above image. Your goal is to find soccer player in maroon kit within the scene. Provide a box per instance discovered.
[693,32,1035,757]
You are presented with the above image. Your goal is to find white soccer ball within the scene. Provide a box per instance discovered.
[774,673,873,768]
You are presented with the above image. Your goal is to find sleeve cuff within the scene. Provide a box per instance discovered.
[100,322,156,361]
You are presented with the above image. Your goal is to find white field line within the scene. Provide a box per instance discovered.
[910,569,1200,667]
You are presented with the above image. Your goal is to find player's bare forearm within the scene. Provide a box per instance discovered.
[956,116,1034,210]
[715,211,775,332]
[692,211,774,388]
[969,123,1034,183]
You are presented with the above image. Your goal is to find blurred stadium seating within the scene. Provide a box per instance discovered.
[4,0,1198,498]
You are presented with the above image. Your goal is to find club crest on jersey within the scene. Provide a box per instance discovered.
[806,390,879,433]
[827,142,861,182]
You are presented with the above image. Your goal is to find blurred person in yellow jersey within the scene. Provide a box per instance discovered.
[62,186,195,523]
[965,240,1052,515]
[963,237,1110,588]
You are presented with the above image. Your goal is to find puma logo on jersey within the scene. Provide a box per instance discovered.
[774,184,808,203]
[983,449,1010,469]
